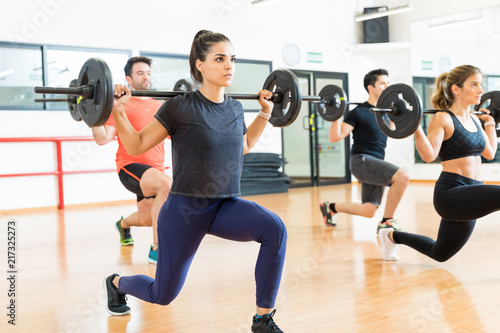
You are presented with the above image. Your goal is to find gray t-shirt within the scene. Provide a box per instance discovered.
[155,90,248,198]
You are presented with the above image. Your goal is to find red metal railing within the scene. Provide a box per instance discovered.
[0,136,116,209]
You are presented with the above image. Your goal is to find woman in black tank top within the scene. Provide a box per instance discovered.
[378,65,500,263]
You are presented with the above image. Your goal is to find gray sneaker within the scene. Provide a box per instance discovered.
[377,219,402,234]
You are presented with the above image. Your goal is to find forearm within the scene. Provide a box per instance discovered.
[414,127,436,162]
[92,126,114,145]
[328,120,345,142]
[111,105,143,155]
[483,123,498,159]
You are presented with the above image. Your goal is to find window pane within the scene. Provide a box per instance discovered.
[486,75,500,91]
[147,56,193,91]
[227,61,272,110]
[44,49,130,110]
[145,54,271,110]
[0,45,43,108]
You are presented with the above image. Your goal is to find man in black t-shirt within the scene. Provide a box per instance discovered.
[319,69,409,234]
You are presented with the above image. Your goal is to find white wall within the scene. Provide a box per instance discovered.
[1,0,499,210]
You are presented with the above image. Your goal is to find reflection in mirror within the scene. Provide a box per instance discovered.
[45,48,130,110]
[411,6,500,164]
[0,44,43,109]
[145,54,271,111]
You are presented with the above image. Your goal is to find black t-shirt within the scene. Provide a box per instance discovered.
[155,90,248,198]
[343,102,387,160]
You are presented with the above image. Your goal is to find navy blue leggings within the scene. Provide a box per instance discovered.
[393,172,500,262]
[119,195,287,308]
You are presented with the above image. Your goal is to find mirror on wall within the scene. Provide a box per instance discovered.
[410,6,500,163]
[411,6,500,77]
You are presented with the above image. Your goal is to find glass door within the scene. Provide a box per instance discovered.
[314,72,350,186]
[282,70,350,188]
[282,73,315,187]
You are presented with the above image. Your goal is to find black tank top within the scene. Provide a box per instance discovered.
[438,111,485,162]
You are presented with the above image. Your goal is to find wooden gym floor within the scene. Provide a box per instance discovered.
[2,182,500,333]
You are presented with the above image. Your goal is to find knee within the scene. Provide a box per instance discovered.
[393,169,410,186]
[157,176,171,194]
[155,298,173,306]
[360,204,378,218]
[266,215,287,245]
[433,254,452,263]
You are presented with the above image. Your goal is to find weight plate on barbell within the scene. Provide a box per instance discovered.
[474,90,500,124]
[77,58,114,127]
[264,69,302,128]
[318,84,347,121]
[68,79,82,122]
[374,83,422,139]
[173,79,192,92]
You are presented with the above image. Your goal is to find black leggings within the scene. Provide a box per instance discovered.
[393,172,500,262]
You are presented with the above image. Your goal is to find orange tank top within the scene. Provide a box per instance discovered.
[105,97,166,172]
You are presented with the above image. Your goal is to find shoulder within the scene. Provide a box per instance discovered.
[432,110,452,124]
[164,91,194,109]
[429,111,453,134]
[353,102,371,112]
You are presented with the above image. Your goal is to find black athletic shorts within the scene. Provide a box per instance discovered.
[118,163,156,202]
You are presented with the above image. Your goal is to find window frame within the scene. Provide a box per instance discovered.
[0,41,131,111]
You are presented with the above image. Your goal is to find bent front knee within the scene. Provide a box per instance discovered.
[393,169,410,186]
[266,216,287,246]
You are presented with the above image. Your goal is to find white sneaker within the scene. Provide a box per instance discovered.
[378,228,400,261]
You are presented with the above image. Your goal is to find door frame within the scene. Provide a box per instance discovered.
[283,70,351,187]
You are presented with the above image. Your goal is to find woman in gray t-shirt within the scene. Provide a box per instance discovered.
[103,30,287,333]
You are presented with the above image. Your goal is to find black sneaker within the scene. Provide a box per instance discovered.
[103,273,130,316]
[251,309,284,332]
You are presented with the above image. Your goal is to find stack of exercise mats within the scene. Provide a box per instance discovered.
[240,153,291,196]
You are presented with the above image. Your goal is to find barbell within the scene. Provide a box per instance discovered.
[33,57,500,139]
[319,83,500,138]
[35,77,195,123]
[34,57,326,128]
[370,84,500,138]
[34,79,83,121]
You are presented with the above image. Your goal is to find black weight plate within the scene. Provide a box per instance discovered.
[474,91,500,124]
[317,84,347,121]
[173,79,192,92]
[264,69,302,128]
[374,83,422,139]
[68,79,82,121]
[77,58,114,127]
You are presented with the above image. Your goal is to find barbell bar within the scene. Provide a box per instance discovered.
[33,57,500,139]
[316,82,500,139]
[33,79,83,121]
[369,83,500,138]
[34,57,315,128]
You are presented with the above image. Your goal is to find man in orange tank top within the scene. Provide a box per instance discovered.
[92,56,172,264]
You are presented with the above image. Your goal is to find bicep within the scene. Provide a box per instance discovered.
[105,125,117,140]
[340,122,354,138]
[426,115,446,153]
[136,119,169,153]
